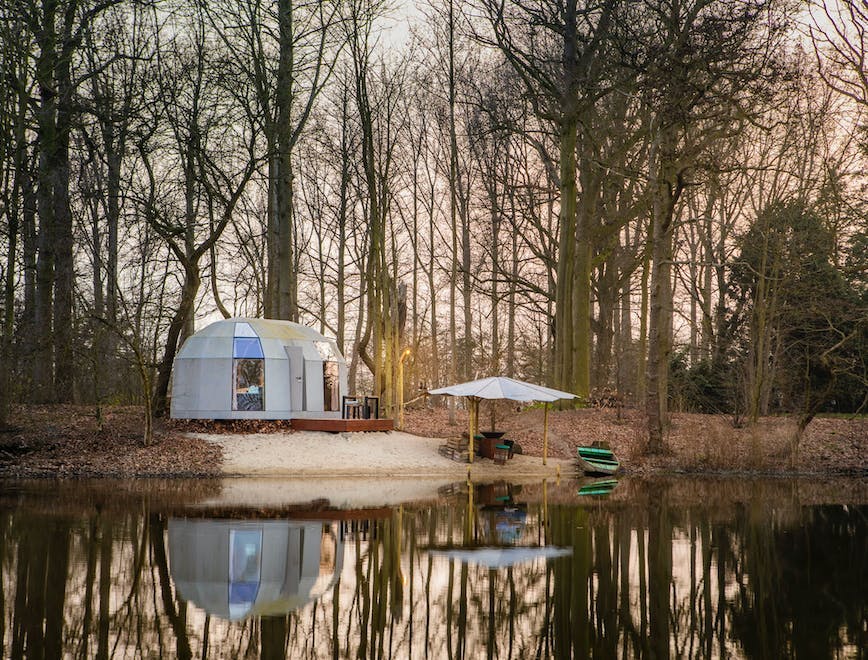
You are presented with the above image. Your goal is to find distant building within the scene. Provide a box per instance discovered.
[170,318,347,419]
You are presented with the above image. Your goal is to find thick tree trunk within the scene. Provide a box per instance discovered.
[645,129,681,453]
[645,219,673,452]
[275,0,298,322]
[33,0,58,402]
[1,179,18,428]
[572,146,599,398]
[448,0,458,422]
[265,151,279,317]
[152,267,201,417]
[336,92,350,355]
[0,61,29,426]
[52,3,77,403]
[22,171,38,375]
[554,115,578,394]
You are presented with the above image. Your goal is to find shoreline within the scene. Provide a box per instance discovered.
[0,404,865,480]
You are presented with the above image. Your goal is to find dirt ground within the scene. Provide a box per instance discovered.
[0,403,864,478]
[0,405,222,478]
[403,403,867,476]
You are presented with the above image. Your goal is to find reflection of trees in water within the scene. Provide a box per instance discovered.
[0,494,864,658]
[728,505,867,658]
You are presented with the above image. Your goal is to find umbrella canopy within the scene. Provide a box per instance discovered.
[429,376,576,403]
[429,545,572,568]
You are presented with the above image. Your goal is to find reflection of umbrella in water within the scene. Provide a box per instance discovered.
[430,545,572,568]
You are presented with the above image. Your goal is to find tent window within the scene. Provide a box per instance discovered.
[323,361,339,412]
[228,529,262,619]
[233,321,257,338]
[234,337,264,359]
[234,357,264,411]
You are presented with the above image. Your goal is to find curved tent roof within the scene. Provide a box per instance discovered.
[192,317,329,342]
[175,318,344,363]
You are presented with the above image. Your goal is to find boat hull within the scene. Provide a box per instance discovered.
[577,446,620,476]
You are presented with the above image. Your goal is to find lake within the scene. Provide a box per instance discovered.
[0,476,865,658]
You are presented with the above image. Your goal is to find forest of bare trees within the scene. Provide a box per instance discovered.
[0,0,865,448]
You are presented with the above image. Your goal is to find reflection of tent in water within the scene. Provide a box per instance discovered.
[168,519,344,620]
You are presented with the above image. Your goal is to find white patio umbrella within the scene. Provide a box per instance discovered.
[429,376,577,464]
[429,545,572,568]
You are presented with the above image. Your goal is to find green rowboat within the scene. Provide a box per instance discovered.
[577,442,620,476]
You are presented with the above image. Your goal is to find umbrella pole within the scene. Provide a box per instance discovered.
[490,399,496,431]
[543,402,549,466]
[468,397,474,464]
[476,398,481,436]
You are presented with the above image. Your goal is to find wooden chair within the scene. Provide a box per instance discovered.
[342,396,362,419]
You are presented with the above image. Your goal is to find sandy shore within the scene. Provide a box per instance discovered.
[191,430,573,479]
[177,430,575,508]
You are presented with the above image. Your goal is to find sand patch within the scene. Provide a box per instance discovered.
[191,430,571,479]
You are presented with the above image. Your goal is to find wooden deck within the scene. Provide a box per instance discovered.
[290,418,394,432]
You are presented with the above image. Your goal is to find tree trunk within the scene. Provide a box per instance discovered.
[428,185,440,387]
[52,2,78,403]
[637,242,650,403]
[448,0,458,422]
[572,143,598,398]
[265,150,279,317]
[554,114,578,394]
[594,260,616,389]
[645,128,680,453]
[275,0,298,322]
[489,180,500,376]
[33,0,59,402]
[152,266,201,417]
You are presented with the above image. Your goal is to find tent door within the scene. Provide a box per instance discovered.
[285,346,305,411]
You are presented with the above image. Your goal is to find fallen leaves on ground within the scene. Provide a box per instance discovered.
[1,403,864,478]
[0,404,221,477]
[402,403,867,476]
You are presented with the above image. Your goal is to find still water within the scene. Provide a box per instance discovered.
[0,477,865,659]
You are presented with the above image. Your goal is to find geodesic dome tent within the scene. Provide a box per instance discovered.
[170,318,347,419]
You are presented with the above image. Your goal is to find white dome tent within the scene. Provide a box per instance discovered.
[170,318,348,419]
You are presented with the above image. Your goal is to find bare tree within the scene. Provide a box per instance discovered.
[622,0,788,451]
[479,0,618,399]
[138,7,259,416]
